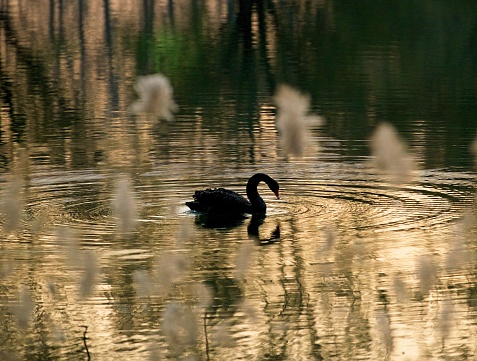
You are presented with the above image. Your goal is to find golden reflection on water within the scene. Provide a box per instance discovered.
[2,1,477,360]
[1,156,477,360]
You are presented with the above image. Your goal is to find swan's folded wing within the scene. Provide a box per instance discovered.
[192,188,251,214]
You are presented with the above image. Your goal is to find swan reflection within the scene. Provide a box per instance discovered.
[192,213,280,245]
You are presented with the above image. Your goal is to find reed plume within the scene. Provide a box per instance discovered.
[392,274,409,303]
[438,299,453,344]
[417,255,436,296]
[56,226,81,268]
[79,251,99,298]
[0,177,23,232]
[370,122,416,184]
[471,134,477,165]
[446,215,472,272]
[112,176,138,233]
[375,310,393,354]
[274,84,323,156]
[162,303,198,349]
[13,286,35,328]
[234,241,255,280]
[130,73,178,121]
[133,270,154,298]
[11,286,34,329]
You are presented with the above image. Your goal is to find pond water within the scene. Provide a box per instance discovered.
[1,1,477,360]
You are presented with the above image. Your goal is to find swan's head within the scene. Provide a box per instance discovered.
[269,180,280,199]
[249,173,280,200]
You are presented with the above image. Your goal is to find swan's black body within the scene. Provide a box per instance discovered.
[186,173,279,215]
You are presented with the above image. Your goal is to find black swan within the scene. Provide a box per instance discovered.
[186,173,279,215]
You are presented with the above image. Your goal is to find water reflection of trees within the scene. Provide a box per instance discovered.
[2,1,477,360]
[2,1,477,168]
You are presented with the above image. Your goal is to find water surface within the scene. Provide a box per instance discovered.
[1,1,477,360]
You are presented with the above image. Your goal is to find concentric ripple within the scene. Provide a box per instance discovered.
[23,166,476,236]
[269,165,475,239]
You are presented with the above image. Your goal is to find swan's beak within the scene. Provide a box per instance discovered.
[274,190,280,199]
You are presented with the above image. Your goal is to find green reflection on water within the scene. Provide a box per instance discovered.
[1,1,477,360]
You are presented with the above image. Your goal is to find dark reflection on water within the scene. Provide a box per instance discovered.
[2,1,477,360]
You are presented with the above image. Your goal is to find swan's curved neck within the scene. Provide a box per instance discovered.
[246,173,273,207]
